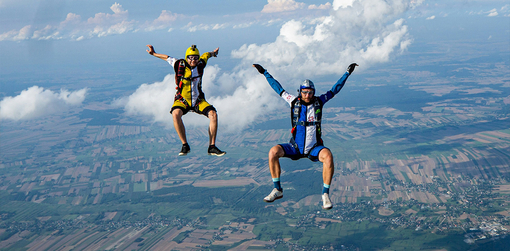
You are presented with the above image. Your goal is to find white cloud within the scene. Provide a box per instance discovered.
[0,86,87,121]
[86,3,135,38]
[426,15,435,20]
[262,0,306,13]
[116,75,176,126]
[309,2,332,10]
[58,88,88,105]
[502,4,509,13]
[0,25,32,41]
[144,10,183,31]
[360,19,410,63]
[0,3,135,41]
[186,23,229,32]
[232,0,416,77]
[488,8,498,17]
[333,0,355,9]
[31,25,62,40]
[233,21,257,29]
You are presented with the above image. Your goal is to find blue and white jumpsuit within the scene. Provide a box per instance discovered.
[263,70,351,161]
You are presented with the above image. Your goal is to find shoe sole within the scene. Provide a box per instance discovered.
[208,152,226,156]
[264,195,283,203]
[322,206,333,210]
[179,152,190,156]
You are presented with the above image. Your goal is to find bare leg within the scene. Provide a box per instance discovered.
[268,145,285,178]
[318,148,334,185]
[207,110,218,146]
[172,109,187,144]
[263,145,286,202]
[319,148,334,209]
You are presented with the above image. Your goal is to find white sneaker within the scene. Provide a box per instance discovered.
[322,193,333,210]
[263,188,283,202]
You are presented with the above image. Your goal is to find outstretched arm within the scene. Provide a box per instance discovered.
[201,47,219,63]
[146,44,169,60]
[330,63,358,95]
[253,64,285,96]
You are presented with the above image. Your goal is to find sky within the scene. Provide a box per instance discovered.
[0,0,509,131]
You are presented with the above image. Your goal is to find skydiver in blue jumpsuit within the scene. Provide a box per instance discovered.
[253,63,358,210]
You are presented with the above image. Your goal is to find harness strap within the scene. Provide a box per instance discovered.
[175,93,190,108]
[175,60,187,90]
[290,97,324,148]
[296,121,321,126]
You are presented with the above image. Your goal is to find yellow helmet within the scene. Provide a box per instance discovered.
[185,45,200,58]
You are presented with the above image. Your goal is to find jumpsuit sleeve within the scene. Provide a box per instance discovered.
[166,56,178,67]
[200,52,213,64]
[263,70,285,96]
[318,72,350,104]
[330,72,350,96]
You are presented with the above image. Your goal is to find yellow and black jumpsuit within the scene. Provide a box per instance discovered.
[167,52,215,116]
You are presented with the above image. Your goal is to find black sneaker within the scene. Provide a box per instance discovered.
[208,145,226,156]
[179,143,190,156]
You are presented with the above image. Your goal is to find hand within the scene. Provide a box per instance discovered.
[212,47,219,57]
[347,63,358,74]
[146,44,155,55]
[252,64,265,74]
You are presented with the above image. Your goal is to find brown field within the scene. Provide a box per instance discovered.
[378,207,394,216]
[228,239,275,251]
[149,226,194,251]
[103,212,117,221]
[316,217,342,223]
[296,194,320,207]
[193,177,259,187]
[0,230,27,250]
[495,211,510,217]
[212,223,256,246]
[495,185,510,193]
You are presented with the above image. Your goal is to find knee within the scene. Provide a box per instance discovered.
[320,149,333,164]
[208,110,217,120]
[172,109,183,119]
[269,145,283,159]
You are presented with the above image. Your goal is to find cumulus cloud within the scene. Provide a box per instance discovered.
[488,8,498,17]
[0,86,87,121]
[86,3,135,38]
[143,10,184,31]
[0,25,32,41]
[262,0,306,13]
[309,2,332,10]
[114,75,176,126]
[0,3,135,41]
[120,0,423,132]
[333,0,355,9]
[426,15,435,20]
[186,23,229,32]
[117,64,278,131]
[232,0,416,77]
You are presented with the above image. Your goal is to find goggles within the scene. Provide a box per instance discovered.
[187,55,199,61]
[301,90,314,95]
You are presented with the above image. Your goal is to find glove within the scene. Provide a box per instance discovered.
[253,64,266,74]
[347,63,358,74]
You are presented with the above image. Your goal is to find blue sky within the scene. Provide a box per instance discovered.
[0,0,508,130]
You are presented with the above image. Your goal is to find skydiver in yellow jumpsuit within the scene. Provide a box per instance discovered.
[146,44,226,156]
